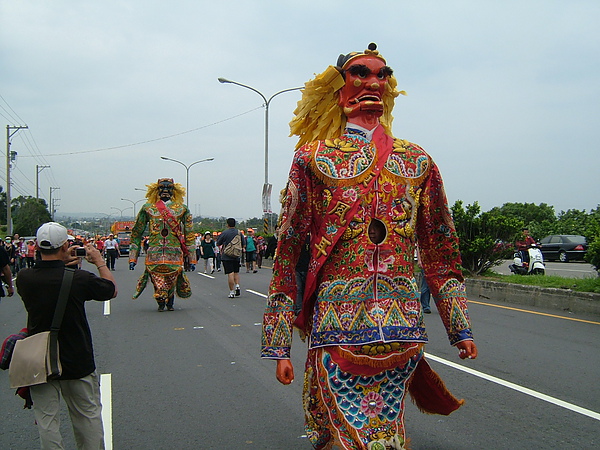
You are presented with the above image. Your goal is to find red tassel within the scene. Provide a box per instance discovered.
[407,357,464,415]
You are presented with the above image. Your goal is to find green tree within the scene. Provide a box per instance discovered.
[13,197,52,236]
[451,201,522,275]
[488,202,556,241]
[553,209,589,236]
[586,238,600,274]
[582,206,600,274]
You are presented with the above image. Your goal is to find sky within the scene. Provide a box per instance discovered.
[1,0,599,223]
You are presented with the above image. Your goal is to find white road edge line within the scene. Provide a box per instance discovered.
[551,268,594,273]
[248,288,599,421]
[247,289,267,298]
[100,373,113,450]
[198,273,214,279]
[426,353,600,421]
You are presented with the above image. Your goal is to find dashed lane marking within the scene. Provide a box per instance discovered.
[100,373,113,450]
[247,289,267,298]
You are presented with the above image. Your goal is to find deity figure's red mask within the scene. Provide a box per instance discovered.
[337,55,393,129]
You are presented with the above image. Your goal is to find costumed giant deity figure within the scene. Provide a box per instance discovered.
[129,178,196,311]
[261,44,478,449]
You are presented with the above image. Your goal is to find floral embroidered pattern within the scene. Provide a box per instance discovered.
[261,129,473,359]
[361,391,385,418]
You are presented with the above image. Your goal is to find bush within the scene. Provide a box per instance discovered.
[451,201,521,276]
[585,236,600,275]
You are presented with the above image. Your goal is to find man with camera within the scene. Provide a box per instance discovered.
[16,222,117,449]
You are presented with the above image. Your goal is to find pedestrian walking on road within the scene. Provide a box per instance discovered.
[216,218,243,298]
[245,229,258,273]
[104,234,119,270]
[200,231,216,274]
[0,242,14,300]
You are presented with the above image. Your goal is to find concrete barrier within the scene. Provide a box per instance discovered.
[465,278,600,317]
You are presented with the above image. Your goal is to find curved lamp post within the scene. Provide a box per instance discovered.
[218,77,302,232]
[111,206,132,219]
[121,198,145,217]
[159,157,214,209]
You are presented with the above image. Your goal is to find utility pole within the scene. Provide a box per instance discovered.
[49,187,60,220]
[6,125,28,235]
[36,165,50,200]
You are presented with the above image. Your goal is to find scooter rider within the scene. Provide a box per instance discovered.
[515,227,536,263]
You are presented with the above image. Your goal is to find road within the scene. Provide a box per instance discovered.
[1,258,599,449]
[493,259,597,278]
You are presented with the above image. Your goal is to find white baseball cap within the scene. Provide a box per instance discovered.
[36,222,69,250]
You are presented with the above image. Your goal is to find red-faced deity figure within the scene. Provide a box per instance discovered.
[337,55,394,129]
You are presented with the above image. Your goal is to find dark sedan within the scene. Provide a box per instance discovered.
[539,235,588,262]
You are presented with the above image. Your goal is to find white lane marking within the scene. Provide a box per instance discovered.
[100,373,113,450]
[104,300,111,316]
[250,286,598,421]
[247,289,267,298]
[198,273,215,279]
[426,353,600,421]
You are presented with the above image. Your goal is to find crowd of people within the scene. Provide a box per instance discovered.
[194,229,267,274]
[1,232,147,274]
[0,223,270,301]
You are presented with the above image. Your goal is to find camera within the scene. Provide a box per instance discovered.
[75,247,86,257]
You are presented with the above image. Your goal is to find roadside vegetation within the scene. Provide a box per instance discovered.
[451,201,600,276]
[475,270,600,294]
[0,189,52,236]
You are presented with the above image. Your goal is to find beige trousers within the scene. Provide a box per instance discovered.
[30,371,104,450]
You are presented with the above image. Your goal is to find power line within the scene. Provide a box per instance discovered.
[13,130,59,189]
[0,107,18,124]
[0,96,58,210]
[20,106,263,157]
[0,94,26,124]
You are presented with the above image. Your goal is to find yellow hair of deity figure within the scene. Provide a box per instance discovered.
[144,178,186,205]
[289,44,406,150]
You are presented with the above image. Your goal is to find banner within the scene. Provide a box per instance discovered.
[261,183,272,214]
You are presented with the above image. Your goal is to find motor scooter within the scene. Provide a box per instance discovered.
[509,244,545,275]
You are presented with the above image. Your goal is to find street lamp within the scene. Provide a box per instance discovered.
[160,157,214,208]
[121,198,145,217]
[111,206,131,219]
[217,77,302,232]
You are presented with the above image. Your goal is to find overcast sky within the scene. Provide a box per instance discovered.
[1,0,598,223]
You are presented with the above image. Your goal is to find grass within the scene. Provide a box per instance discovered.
[475,271,600,294]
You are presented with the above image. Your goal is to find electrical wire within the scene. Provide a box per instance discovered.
[0,94,26,124]
[19,106,263,157]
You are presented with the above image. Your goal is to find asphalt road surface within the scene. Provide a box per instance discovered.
[1,257,598,449]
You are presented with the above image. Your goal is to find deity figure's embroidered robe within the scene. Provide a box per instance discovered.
[261,125,472,449]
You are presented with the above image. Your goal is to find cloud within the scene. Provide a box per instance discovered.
[1,0,598,222]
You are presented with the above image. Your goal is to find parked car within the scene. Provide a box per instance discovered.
[539,235,588,262]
